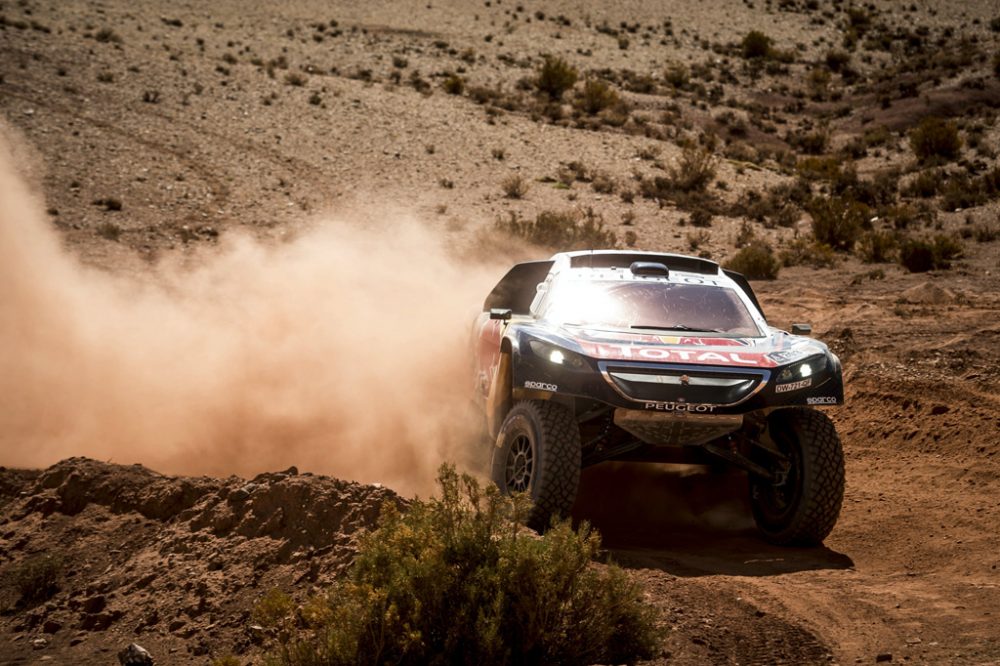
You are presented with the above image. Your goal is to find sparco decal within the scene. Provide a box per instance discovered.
[644,401,717,413]
[807,396,838,405]
[775,378,813,393]
[524,381,558,391]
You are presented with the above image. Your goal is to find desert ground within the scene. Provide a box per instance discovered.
[1,0,999,663]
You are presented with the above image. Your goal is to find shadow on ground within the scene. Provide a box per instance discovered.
[571,461,854,577]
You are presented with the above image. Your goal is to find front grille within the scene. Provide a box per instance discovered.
[614,409,744,446]
[602,363,766,405]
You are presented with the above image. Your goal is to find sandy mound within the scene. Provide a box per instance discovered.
[0,458,401,662]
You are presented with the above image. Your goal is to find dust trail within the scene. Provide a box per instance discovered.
[0,139,503,496]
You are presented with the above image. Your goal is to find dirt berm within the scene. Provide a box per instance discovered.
[0,457,838,665]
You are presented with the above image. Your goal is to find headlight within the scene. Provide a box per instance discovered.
[528,340,587,368]
[776,355,826,383]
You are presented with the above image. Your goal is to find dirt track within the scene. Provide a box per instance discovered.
[2,0,1000,664]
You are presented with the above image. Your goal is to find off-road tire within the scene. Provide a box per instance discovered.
[750,408,844,546]
[491,400,581,530]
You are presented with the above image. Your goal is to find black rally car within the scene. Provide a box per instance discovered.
[472,250,845,545]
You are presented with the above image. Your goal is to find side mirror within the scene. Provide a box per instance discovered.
[489,308,513,321]
[791,323,812,336]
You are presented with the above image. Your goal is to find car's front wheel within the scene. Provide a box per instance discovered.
[491,400,580,530]
[750,407,845,546]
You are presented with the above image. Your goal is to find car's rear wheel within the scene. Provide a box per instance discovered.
[750,408,844,546]
[491,400,580,530]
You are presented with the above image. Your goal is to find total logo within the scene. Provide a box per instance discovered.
[643,401,717,413]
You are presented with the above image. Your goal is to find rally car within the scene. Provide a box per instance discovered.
[472,250,845,545]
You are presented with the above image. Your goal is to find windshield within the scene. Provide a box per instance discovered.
[538,280,761,336]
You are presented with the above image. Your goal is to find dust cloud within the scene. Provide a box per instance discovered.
[0,142,505,496]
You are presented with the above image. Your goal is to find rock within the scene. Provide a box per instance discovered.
[118,642,154,665]
[42,619,62,633]
[229,483,258,502]
[31,637,48,650]
[875,653,893,663]
[247,623,266,645]
[82,594,107,614]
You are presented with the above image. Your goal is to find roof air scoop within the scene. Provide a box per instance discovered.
[629,261,670,277]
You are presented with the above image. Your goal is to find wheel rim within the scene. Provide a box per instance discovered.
[505,434,534,492]
[752,427,803,528]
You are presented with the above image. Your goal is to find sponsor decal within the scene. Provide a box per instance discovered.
[524,381,558,392]
[577,341,775,367]
[775,378,813,393]
[807,396,838,405]
[644,401,717,413]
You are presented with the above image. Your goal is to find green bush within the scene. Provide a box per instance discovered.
[857,230,897,263]
[901,169,944,198]
[13,555,62,606]
[899,234,962,272]
[669,146,716,193]
[779,238,837,269]
[824,50,851,73]
[808,196,869,252]
[442,74,465,95]
[501,173,529,199]
[266,466,659,666]
[725,240,780,279]
[741,30,772,59]
[574,78,619,115]
[496,209,617,250]
[909,117,961,163]
[536,56,578,100]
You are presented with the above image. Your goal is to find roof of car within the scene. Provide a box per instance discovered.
[549,250,722,277]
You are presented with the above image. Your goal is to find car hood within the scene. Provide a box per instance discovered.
[523,324,828,369]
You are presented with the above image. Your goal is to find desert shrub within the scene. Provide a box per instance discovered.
[575,78,619,114]
[669,146,716,193]
[96,221,122,241]
[687,209,713,227]
[13,555,62,605]
[857,230,898,263]
[211,657,241,666]
[788,128,829,155]
[973,224,998,242]
[994,51,1000,78]
[899,235,962,272]
[663,61,689,88]
[808,196,869,252]
[687,229,711,250]
[536,56,578,100]
[284,72,308,86]
[909,117,961,163]
[496,208,617,249]
[939,174,986,211]
[501,174,529,199]
[741,30,772,59]
[266,466,658,666]
[901,168,944,198]
[590,171,617,194]
[442,74,465,95]
[825,50,852,73]
[94,27,122,44]
[254,588,295,629]
[779,238,838,269]
[725,240,779,279]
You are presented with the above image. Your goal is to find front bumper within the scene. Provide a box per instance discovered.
[512,343,844,415]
